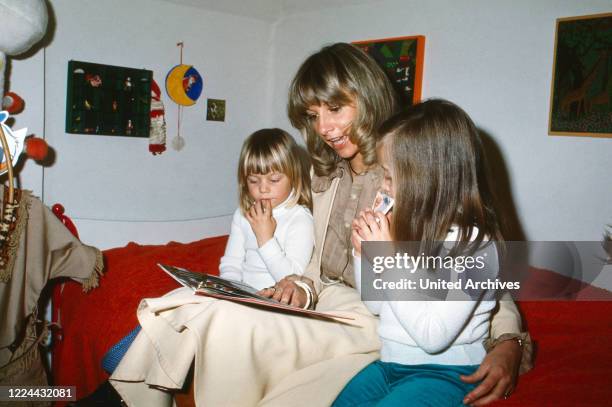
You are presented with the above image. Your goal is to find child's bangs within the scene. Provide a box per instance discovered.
[242,145,286,176]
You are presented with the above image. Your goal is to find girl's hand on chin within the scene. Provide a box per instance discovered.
[351,228,364,257]
[246,200,277,246]
[354,209,392,243]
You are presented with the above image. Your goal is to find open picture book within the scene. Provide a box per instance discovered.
[158,264,354,321]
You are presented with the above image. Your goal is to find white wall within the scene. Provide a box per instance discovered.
[271,0,612,243]
[10,0,276,248]
[7,0,612,251]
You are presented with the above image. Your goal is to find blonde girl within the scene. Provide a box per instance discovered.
[99,129,313,378]
[219,128,314,291]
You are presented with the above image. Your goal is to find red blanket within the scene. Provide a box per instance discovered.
[493,301,612,406]
[52,236,228,399]
[52,236,612,406]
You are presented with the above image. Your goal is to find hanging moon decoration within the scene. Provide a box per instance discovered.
[165,64,203,106]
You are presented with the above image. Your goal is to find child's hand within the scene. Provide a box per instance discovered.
[246,200,277,247]
[352,209,392,256]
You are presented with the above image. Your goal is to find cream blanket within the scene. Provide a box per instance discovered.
[110,284,379,407]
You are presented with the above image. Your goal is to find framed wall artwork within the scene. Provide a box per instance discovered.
[66,60,152,137]
[206,99,226,122]
[549,13,612,138]
[353,35,425,106]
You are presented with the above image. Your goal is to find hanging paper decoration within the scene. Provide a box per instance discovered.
[165,42,203,151]
[149,79,166,155]
[165,64,203,106]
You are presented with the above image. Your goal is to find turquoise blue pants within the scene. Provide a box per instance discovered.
[332,361,479,407]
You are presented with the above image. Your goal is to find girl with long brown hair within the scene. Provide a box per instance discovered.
[335,98,503,406]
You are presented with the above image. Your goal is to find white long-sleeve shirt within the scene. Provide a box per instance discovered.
[353,227,498,366]
[219,198,314,290]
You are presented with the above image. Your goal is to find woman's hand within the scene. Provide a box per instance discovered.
[351,209,392,256]
[246,200,277,247]
[258,275,313,307]
[460,339,522,406]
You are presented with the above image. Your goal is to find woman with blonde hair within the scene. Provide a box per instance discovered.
[263,43,532,406]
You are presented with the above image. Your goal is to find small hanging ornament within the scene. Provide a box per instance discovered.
[171,101,185,151]
[149,79,166,155]
[171,134,185,151]
[166,64,203,106]
[165,41,203,107]
[164,42,204,152]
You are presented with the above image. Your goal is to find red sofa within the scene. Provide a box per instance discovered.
[51,235,612,406]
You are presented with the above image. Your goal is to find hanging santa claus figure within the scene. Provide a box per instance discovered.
[149,79,167,155]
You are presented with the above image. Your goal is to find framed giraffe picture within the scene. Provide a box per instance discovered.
[548,12,612,138]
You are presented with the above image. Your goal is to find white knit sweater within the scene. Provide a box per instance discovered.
[353,227,498,366]
[220,197,314,290]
